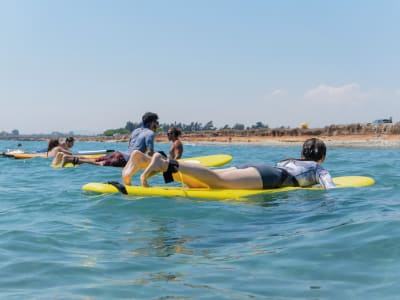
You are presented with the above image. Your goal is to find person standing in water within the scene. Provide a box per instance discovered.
[167,127,183,159]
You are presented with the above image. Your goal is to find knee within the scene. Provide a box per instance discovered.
[129,150,141,160]
[152,152,163,160]
[131,150,141,156]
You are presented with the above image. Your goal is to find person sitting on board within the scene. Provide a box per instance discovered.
[52,112,159,167]
[47,138,73,157]
[121,138,336,190]
[167,126,183,159]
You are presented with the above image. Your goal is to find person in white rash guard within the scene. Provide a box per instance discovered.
[122,137,336,190]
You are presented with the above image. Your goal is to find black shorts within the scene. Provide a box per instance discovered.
[236,164,297,189]
[95,151,127,167]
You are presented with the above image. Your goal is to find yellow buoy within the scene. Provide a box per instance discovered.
[300,122,308,129]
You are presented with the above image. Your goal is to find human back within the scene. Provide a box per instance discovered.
[124,127,155,160]
[275,138,335,189]
[275,159,333,188]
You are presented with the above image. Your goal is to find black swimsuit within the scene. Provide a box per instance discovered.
[236,164,298,189]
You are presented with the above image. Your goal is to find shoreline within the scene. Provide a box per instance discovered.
[2,133,400,148]
[156,134,400,148]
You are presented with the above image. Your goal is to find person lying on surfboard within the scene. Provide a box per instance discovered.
[121,138,336,190]
[47,138,73,157]
[52,112,159,167]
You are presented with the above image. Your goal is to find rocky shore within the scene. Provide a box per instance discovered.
[70,122,400,148]
[1,123,400,148]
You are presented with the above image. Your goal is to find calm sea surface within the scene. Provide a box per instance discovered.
[0,140,399,299]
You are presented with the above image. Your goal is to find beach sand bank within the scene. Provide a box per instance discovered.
[2,129,400,148]
[154,133,400,148]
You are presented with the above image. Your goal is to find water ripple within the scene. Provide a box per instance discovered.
[0,141,399,299]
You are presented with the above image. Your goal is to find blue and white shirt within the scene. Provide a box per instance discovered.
[275,159,336,189]
[122,127,155,161]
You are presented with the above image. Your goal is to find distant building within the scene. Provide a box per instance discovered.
[373,117,392,124]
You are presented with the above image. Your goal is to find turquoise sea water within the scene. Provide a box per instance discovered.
[0,140,399,299]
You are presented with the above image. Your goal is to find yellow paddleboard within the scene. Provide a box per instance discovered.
[82,176,375,200]
[57,154,233,168]
[13,153,107,159]
[12,153,48,159]
[179,154,232,167]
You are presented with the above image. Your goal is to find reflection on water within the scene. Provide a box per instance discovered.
[127,219,195,258]
[129,235,194,258]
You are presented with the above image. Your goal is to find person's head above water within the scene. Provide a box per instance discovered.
[65,136,75,147]
[301,138,327,162]
[167,127,182,139]
[142,112,159,126]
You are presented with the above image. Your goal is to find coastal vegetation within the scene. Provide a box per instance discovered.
[101,121,271,136]
[1,122,400,142]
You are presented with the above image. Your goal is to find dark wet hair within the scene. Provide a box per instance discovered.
[47,138,60,151]
[302,138,326,162]
[142,112,159,126]
[65,137,74,143]
[167,127,182,137]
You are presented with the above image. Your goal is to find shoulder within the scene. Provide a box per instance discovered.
[276,158,296,166]
[145,129,155,137]
[315,163,328,172]
[174,139,183,146]
[134,128,154,137]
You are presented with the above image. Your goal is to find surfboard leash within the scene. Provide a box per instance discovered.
[106,181,128,195]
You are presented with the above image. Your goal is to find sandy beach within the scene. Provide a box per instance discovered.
[154,132,400,148]
[3,134,400,148]
[2,126,400,148]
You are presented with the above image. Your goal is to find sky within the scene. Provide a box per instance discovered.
[1,0,399,134]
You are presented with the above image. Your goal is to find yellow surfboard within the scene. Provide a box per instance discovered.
[56,154,233,168]
[82,176,375,200]
[179,154,232,167]
[11,153,48,159]
[12,153,107,159]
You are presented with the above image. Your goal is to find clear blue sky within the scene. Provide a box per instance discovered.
[1,0,399,134]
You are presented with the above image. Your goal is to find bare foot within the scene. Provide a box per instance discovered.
[52,152,64,166]
[122,150,151,185]
[140,174,150,187]
[140,154,168,187]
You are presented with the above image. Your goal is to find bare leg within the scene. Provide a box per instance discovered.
[140,153,169,187]
[179,163,263,189]
[61,154,74,167]
[57,154,101,167]
[52,152,64,166]
[122,150,152,185]
[140,155,263,189]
